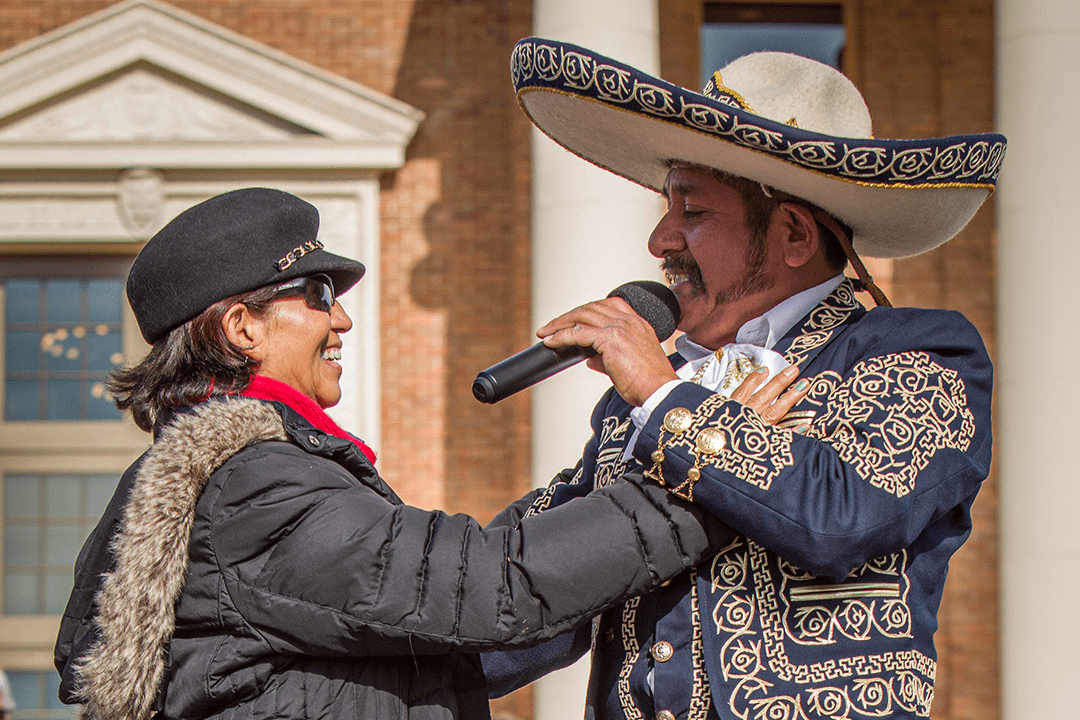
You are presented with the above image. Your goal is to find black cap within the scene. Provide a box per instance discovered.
[127,188,366,343]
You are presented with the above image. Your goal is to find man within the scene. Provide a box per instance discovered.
[484,38,1004,719]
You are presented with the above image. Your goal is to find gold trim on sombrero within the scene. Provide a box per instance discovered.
[516,85,1000,193]
[511,35,1005,258]
[704,70,755,113]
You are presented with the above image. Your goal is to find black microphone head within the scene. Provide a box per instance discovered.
[608,280,681,341]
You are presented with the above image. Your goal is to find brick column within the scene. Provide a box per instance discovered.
[530,1,662,717]
[996,0,1080,716]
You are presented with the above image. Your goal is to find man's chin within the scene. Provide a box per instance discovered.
[674,295,713,333]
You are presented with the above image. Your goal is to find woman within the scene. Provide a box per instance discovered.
[54,188,801,720]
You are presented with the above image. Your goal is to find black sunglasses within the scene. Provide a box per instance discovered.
[270,274,336,313]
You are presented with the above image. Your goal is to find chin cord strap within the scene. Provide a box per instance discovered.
[812,210,893,308]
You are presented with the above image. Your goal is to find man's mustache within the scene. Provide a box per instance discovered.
[661,256,706,292]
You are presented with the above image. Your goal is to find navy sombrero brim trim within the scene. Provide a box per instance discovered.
[511,37,1007,258]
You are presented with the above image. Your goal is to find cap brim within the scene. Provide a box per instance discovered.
[274,250,366,297]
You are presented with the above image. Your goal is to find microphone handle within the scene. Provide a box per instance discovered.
[472,342,595,404]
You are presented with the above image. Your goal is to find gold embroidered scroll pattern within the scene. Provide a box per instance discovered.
[709,539,935,720]
[594,417,632,489]
[779,552,913,646]
[702,395,794,491]
[522,483,558,518]
[704,70,755,112]
[654,394,795,495]
[617,596,646,720]
[522,470,571,517]
[783,280,862,367]
[524,414,630,517]
[709,539,763,688]
[688,570,713,720]
[803,352,975,498]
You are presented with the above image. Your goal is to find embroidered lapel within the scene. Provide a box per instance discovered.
[774,278,865,368]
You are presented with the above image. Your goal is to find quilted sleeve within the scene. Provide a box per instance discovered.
[212,450,733,657]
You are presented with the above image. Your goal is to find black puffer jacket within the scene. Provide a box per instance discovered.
[55,397,731,720]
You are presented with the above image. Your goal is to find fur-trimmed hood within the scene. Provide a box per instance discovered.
[75,398,288,720]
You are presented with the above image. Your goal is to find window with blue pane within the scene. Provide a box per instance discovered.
[2,473,116,616]
[701,3,846,88]
[3,670,78,719]
[4,276,124,421]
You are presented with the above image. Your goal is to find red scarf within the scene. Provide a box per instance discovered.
[241,374,377,464]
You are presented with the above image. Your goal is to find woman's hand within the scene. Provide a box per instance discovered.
[728,365,812,431]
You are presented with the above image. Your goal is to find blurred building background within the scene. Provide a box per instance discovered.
[0,1,1072,719]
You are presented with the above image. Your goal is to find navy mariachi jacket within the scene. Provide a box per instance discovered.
[486,280,992,720]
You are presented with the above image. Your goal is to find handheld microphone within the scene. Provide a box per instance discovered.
[472,280,681,404]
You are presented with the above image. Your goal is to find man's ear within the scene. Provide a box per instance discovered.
[221,303,269,361]
[777,201,822,269]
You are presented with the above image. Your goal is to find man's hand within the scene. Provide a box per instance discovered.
[536,297,678,406]
[729,365,812,430]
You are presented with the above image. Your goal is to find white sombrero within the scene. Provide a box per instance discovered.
[511,37,1006,260]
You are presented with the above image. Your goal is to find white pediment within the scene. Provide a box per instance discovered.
[0,65,310,142]
[0,0,423,168]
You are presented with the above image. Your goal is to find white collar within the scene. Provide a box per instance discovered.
[675,274,845,357]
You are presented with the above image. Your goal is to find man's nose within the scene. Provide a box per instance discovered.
[648,211,686,258]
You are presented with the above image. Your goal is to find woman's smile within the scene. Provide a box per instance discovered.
[255,294,353,408]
